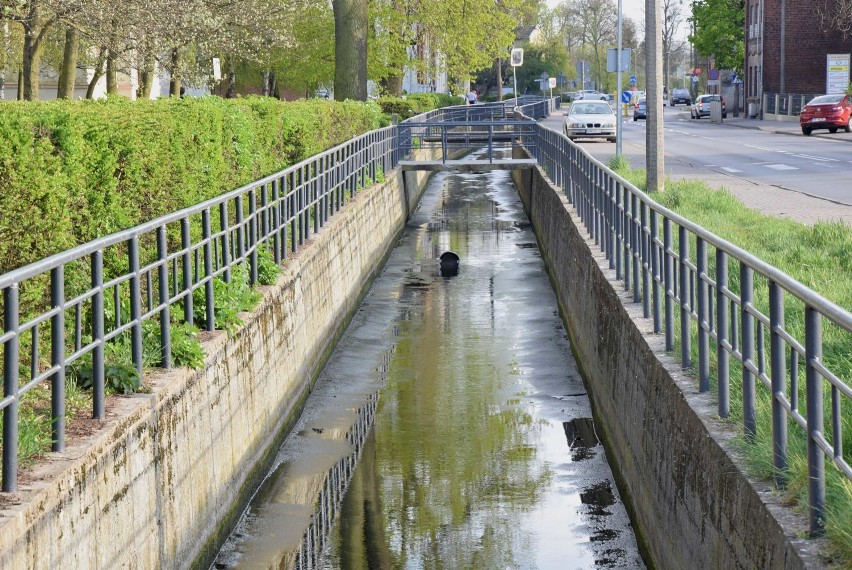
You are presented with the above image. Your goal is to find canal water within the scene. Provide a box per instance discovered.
[213,150,644,569]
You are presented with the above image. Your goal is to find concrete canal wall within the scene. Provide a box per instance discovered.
[0,157,435,569]
[512,163,826,569]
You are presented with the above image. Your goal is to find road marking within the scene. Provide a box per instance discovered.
[745,144,776,152]
[789,153,838,162]
[720,167,742,173]
[764,164,798,170]
[703,164,718,167]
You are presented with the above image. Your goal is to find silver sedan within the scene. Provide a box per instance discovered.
[564,101,617,142]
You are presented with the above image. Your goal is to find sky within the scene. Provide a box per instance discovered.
[545,0,646,30]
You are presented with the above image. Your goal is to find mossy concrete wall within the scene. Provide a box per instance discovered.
[0,158,434,569]
[511,163,826,569]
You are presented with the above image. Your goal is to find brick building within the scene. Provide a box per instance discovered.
[746,0,852,113]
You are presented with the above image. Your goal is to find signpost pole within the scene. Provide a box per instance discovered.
[616,0,623,155]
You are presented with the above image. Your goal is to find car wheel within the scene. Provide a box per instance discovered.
[633,115,637,122]
[846,117,852,133]
[802,126,812,136]
[607,137,616,143]
[723,113,727,119]
[830,127,839,134]
[670,101,675,107]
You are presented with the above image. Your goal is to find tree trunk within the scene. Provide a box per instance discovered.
[86,49,106,99]
[496,58,503,101]
[57,27,79,99]
[0,21,8,100]
[381,75,403,96]
[333,0,368,101]
[169,48,181,96]
[261,69,270,96]
[22,13,46,100]
[225,59,236,98]
[17,70,23,100]
[106,51,117,94]
[139,69,153,100]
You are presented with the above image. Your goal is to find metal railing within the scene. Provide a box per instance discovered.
[0,125,399,492]
[529,123,852,537]
[398,120,537,163]
[764,92,819,116]
[0,98,559,493]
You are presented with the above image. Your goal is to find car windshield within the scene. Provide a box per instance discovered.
[808,94,844,105]
[570,102,612,114]
[673,89,688,95]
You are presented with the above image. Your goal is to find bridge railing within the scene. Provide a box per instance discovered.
[529,123,852,537]
[398,120,537,163]
[0,125,399,492]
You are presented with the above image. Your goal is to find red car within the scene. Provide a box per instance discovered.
[800,94,852,135]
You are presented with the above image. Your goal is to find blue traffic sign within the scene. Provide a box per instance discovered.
[629,75,636,84]
[621,91,633,103]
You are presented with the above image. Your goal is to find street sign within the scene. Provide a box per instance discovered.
[691,75,699,84]
[510,48,524,67]
[606,48,631,72]
[629,75,636,84]
[548,77,557,89]
[621,91,632,103]
[708,68,720,80]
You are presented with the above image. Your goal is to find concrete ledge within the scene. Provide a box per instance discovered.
[512,161,827,569]
[0,155,436,569]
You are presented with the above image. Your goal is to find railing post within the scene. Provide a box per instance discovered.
[91,251,105,419]
[157,226,172,369]
[769,281,787,487]
[3,285,20,491]
[128,236,143,377]
[741,264,756,441]
[697,237,709,391]
[50,267,66,453]
[679,226,691,367]
[632,194,640,303]
[650,210,661,333]
[716,250,730,418]
[805,306,825,537]
[641,201,650,317]
[181,218,194,325]
[202,209,215,332]
[248,188,258,286]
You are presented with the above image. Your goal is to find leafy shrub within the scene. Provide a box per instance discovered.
[192,263,260,334]
[257,247,281,286]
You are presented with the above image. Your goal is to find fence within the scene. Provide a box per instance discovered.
[0,97,555,493]
[763,92,819,117]
[530,122,852,537]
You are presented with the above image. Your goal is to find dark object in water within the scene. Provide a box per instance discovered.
[439,251,460,276]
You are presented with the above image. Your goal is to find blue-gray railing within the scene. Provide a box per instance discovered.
[398,120,538,163]
[0,97,557,492]
[529,122,851,537]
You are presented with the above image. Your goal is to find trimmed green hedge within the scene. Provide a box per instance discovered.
[377,92,464,119]
[0,96,384,276]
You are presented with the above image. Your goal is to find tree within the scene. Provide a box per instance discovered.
[334,0,369,100]
[662,0,686,85]
[688,0,743,71]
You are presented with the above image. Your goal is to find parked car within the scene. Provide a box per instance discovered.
[633,97,647,121]
[799,93,852,135]
[574,89,611,101]
[669,87,691,106]
[690,94,727,119]
[564,100,617,142]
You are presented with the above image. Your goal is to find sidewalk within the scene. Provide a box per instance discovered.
[544,107,852,226]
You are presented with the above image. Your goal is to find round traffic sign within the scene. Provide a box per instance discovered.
[629,75,636,84]
[621,91,633,103]
[708,68,720,80]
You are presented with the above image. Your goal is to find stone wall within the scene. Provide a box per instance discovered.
[0,160,433,569]
[511,163,826,569]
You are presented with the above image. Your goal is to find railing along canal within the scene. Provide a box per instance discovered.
[0,96,553,493]
[527,120,852,537]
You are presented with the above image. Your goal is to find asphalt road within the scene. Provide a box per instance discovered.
[551,105,852,206]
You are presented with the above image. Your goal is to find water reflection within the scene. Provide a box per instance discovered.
[214,150,643,569]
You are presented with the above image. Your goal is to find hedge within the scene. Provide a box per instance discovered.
[0,96,385,277]
[377,92,464,119]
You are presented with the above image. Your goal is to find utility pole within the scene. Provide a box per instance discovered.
[616,0,624,156]
[646,0,664,191]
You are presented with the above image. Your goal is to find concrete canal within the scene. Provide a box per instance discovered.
[213,150,645,569]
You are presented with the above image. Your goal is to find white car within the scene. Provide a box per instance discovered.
[564,100,617,142]
[574,89,610,101]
